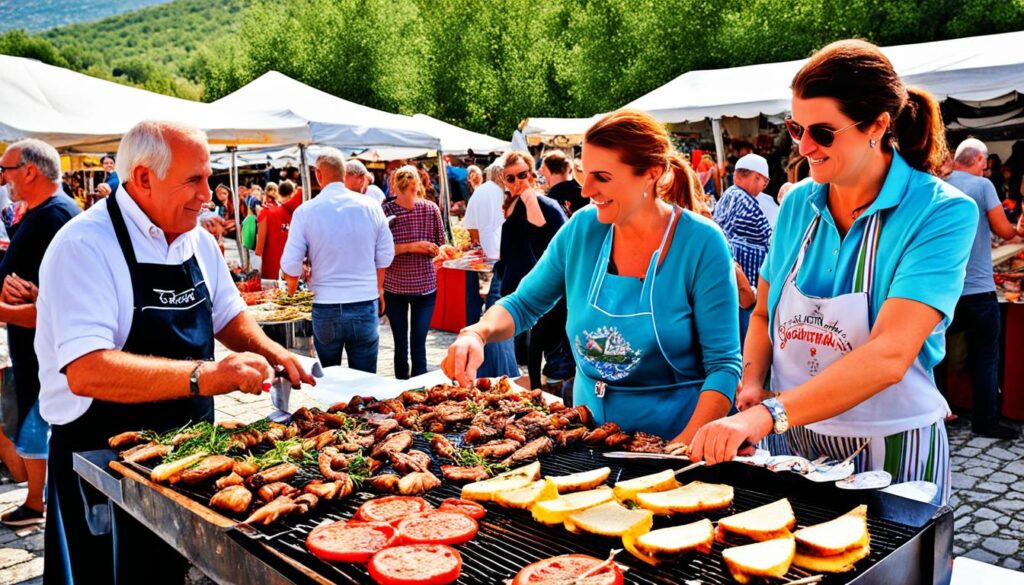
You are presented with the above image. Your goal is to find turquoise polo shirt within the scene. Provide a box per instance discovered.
[761,151,977,371]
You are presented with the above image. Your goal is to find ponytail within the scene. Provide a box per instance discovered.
[892,87,948,175]
[660,153,709,217]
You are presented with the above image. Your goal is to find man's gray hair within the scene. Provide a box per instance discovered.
[954,137,988,166]
[485,161,504,184]
[316,147,346,177]
[9,138,61,183]
[345,159,369,177]
[116,121,208,185]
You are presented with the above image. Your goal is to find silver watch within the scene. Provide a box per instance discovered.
[762,397,789,434]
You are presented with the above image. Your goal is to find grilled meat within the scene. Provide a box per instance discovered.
[427,421,447,434]
[435,402,474,423]
[553,426,588,448]
[473,439,522,460]
[302,430,338,452]
[366,457,385,475]
[603,432,632,448]
[504,423,527,444]
[583,422,620,445]
[504,436,554,464]
[441,465,490,482]
[377,399,406,416]
[293,493,319,514]
[399,389,429,405]
[109,431,145,449]
[243,495,298,525]
[429,434,457,460]
[171,430,204,446]
[370,430,413,458]
[179,455,235,485]
[368,474,400,494]
[464,425,502,445]
[121,443,171,464]
[318,447,351,481]
[232,460,260,478]
[210,485,252,514]
[313,411,347,429]
[246,463,299,489]
[257,482,300,503]
[215,472,244,490]
[263,422,291,443]
[304,478,348,500]
[624,432,668,453]
[390,450,432,475]
[665,443,691,457]
[151,452,208,484]
[371,418,400,442]
[397,471,441,495]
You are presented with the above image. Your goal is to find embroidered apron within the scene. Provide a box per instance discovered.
[44,193,216,584]
[569,207,704,439]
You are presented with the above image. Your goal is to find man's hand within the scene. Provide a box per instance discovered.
[413,241,440,256]
[96,183,112,197]
[266,347,316,389]
[199,214,227,239]
[378,293,386,317]
[2,274,37,305]
[735,383,771,411]
[199,352,274,396]
[302,260,312,283]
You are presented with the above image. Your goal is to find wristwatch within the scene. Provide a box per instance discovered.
[761,397,789,434]
[189,361,205,397]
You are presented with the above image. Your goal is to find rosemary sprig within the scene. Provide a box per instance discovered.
[454,447,508,475]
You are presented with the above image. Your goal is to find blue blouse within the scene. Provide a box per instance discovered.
[761,151,977,370]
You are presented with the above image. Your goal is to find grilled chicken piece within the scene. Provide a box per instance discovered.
[319,447,352,481]
[313,411,347,429]
[292,407,314,422]
[473,439,522,460]
[390,450,432,475]
[378,399,406,416]
[504,423,527,444]
[243,496,298,525]
[583,422,620,445]
[554,426,588,448]
[257,482,300,503]
[232,460,260,478]
[371,418,401,442]
[574,405,593,428]
[109,431,145,449]
[179,455,236,485]
[215,472,245,490]
[293,493,319,514]
[368,474,400,494]
[397,471,441,495]
[441,465,490,482]
[121,443,171,464]
[400,390,429,405]
[624,432,668,453]
[435,402,474,423]
[370,430,413,458]
[304,479,344,500]
[604,432,632,448]
[464,425,502,445]
[426,421,447,434]
[246,463,299,489]
[263,422,291,443]
[504,436,554,464]
[429,434,457,460]
[366,457,385,475]
[210,485,252,514]
[151,452,208,484]
[302,430,338,452]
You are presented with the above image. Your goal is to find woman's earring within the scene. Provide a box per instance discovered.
[642,191,648,199]
[869,138,878,149]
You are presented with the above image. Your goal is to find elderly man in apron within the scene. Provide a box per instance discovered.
[35,121,314,584]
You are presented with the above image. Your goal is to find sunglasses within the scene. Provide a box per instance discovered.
[505,170,531,183]
[0,163,24,174]
[785,117,862,148]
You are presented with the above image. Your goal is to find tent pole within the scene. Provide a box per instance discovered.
[299,144,312,202]
[229,147,249,270]
[438,152,452,243]
[711,118,726,176]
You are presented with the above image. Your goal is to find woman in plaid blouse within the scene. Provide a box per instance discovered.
[382,166,446,379]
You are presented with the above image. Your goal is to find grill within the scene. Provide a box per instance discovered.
[76,433,952,585]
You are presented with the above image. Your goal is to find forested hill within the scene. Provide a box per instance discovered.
[0,0,1022,138]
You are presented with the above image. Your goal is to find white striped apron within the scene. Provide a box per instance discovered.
[770,212,951,504]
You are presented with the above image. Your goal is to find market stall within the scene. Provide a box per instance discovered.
[75,374,953,585]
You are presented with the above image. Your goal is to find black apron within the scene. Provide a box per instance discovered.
[45,193,216,584]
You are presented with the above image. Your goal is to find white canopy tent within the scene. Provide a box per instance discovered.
[411,114,508,154]
[518,116,603,146]
[0,55,309,152]
[625,31,1024,164]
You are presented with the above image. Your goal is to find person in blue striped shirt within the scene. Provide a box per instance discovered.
[713,154,772,345]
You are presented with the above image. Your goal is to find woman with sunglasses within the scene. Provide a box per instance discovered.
[442,111,741,444]
[690,40,977,504]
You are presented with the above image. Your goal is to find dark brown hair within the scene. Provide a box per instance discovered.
[585,108,707,215]
[791,39,948,174]
[541,150,571,175]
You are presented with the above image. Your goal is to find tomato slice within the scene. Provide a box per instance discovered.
[306,521,398,563]
[395,510,478,546]
[437,498,486,520]
[368,544,462,585]
[355,496,432,524]
[512,554,624,585]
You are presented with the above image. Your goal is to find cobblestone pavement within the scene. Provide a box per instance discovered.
[1,322,1023,582]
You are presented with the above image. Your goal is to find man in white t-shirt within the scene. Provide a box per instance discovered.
[463,161,504,260]
[35,121,313,584]
[755,191,780,228]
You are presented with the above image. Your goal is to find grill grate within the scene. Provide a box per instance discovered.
[129,434,926,584]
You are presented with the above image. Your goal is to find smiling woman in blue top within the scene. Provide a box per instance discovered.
[691,40,977,504]
[442,110,741,445]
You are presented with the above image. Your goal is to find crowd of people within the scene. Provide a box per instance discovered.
[0,35,1023,583]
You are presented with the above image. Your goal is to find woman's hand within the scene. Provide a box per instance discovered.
[440,330,486,387]
[735,383,770,411]
[690,406,773,465]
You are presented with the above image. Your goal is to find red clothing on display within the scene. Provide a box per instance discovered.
[258,204,292,279]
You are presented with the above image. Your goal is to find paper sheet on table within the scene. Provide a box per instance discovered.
[303,367,455,407]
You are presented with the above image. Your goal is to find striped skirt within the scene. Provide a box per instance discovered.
[785,422,950,505]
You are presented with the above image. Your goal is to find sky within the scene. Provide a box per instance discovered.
[0,0,171,33]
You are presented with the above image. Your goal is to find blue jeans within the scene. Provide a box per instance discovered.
[941,292,1002,428]
[312,300,379,373]
[384,291,437,379]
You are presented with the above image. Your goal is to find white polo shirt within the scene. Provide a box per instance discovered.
[279,182,394,304]
[35,188,246,426]
[463,180,504,259]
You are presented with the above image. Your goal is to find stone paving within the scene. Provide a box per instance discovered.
[1,322,1023,582]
